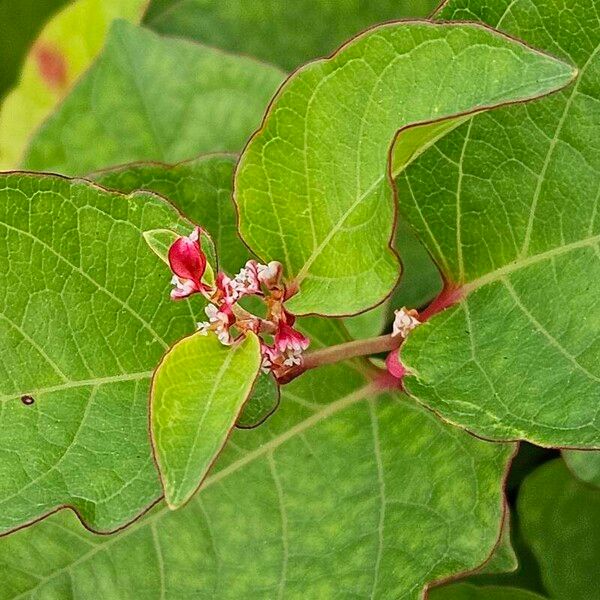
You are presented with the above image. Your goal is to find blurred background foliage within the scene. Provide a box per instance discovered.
[0,0,70,99]
[0,1,598,598]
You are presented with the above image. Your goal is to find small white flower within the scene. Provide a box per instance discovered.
[196,321,211,335]
[282,350,302,367]
[230,260,261,298]
[257,261,282,286]
[205,304,220,321]
[392,308,421,338]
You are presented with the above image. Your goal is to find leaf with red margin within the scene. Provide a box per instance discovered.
[150,331,261,509]
[0,171,211,534]
[234,21,576,317]
[398,0,600,448]
[0,318,515,599]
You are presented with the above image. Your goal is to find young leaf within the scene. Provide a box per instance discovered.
[562,450,600,487]
[151,332,261,508]
[0,319,515,598]
[399,0,600,448]
[0,0,146,170]
[143,0,437,71]
[0,172,208,534]
[429,583,547,600]
[22,21,285,175]
[235,22,576,316]
[518,460,600,599]
[93,155,249,274]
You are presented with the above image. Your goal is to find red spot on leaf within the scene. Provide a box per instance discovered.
[34,43,67,91]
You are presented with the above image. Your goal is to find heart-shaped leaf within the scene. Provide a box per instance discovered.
[399,0,600,448]
[22,20,285,175]
[151,331,261,508]
[562,450,600,487]
[0,172,209,534]
[143,0,436,70]
[235,21,576,317]
[0,318,515,598]
[518,459,600,599]
[0,0,146,170]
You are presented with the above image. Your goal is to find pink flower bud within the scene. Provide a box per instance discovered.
[168,227,208,300]
[275,321,309,354]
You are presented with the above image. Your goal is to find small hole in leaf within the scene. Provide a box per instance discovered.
[21,395,35,406]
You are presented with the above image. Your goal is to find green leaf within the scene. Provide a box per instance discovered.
[0,0,146,169]
[0,318,515,598]
[399,0,600,447]
[236,370,280,429]
[562,450,600,487]
[518,459,600,599]
[22,21,285,175]
[93,155,248,274]
[430,583,547,600]
[151,332,261,508]
[235,22,576,317]
[143,0,438,71]
[0,172,207,534]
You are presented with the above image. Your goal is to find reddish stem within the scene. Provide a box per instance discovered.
[419,283,463,321]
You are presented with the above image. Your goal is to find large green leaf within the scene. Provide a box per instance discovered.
[0,172,209,534]
[143,0,437,71]
[399,0,600,448]
[22,20,285,175]
[562,450,600,487]
[152,332,260,508]
[92,155,248,274]
[430,583,546,600]
[518,459,600,599]
[235,22,576,317]
[0,0,146,170]
[0,319,515,598]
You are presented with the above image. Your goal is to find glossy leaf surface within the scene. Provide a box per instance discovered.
[400,0,600,447]
[151,332,261,508]
[0,320,514,598]
[235,21,575,316]
[0,172,206,533]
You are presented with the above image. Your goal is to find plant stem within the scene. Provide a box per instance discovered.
[277,334,400,384]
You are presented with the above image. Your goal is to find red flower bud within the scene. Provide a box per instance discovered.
[168,227,208,300]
